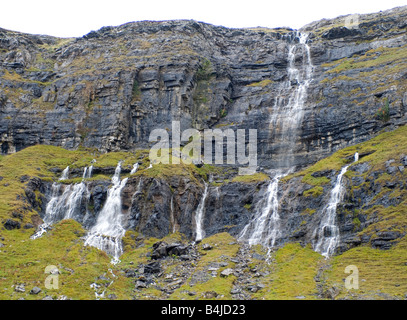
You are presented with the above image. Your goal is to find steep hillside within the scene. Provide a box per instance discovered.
[0,6,407,301]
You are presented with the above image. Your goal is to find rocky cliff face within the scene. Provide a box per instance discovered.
[1,6,407,170]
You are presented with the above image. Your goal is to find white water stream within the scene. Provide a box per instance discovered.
[239,32,314,247]
[195,182,209,241]
[313,152,359,257]
[84,161,128,264]
[31,164,93,239]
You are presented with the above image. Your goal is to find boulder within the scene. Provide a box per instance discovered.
[30,287,41,295]
[4,219,21,230]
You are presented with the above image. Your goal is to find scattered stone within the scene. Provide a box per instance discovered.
[168,279,183,289]
[248,285,259,293]
[188,291,196,296]
[138,275,147,282]
[42,296,54,300]
[203,291,218,299]
[386,165,397,175]
[23,223,34,229]
[125,269,137,278]
[201,244,213,251]
[151,241,189,259]
[168,243,189,256]
[136,280,147,289]
[64,267,74,274]
[385,159,396,167]
[14,284,25,293]
[164,274,174,281]
[220,268,234,277]
[324,286,340,300]
[144,261,161,274]
[30,286,41,295]
[250,267,258,273]
[108,294,117,300]
[230,288,241,295]
[296,295,306,299]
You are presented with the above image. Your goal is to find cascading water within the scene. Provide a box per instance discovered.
[195,182,209,242]
[60,166,70,180]
[239,172,282,246]
[130,163,139,174]
[84,161,129,264]
[82,160,95,179]
[170,195,176,234]
[270,32,314,169]
[239,32,314,247]
[313,153,359,257]
[31,164,93,239]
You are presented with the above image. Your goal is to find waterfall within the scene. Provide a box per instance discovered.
[195,182,209,242]
[239,173,282,246]
[130,163,139,174]
[313,153,359,257]
[82,161,94,179]
[63,182,89,220]
[239,32,314,247]
[270,32,314,169]
[170,195,176,234]
[31,165,93,239]
[60,166,70,180]
[31,167,70,239]
[84,161,128,264]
